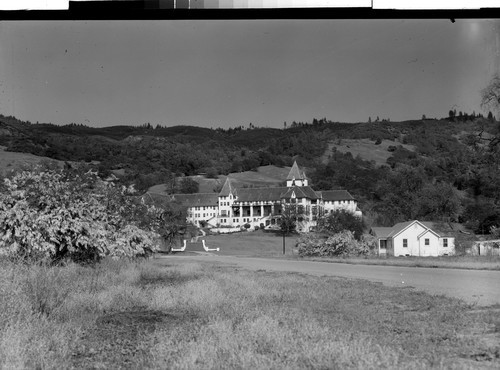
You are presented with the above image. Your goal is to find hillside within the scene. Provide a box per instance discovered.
[148,165,292,195]
[323,139,416,166]
[1,113,499,233]
[0,145,65,177]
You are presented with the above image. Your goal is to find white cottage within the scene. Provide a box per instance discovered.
[372,220,455,257]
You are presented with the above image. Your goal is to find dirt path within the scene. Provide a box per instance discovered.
[159,254,500,307]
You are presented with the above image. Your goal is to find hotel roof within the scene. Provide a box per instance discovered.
[286,161,306,180]
[317,190,355,201]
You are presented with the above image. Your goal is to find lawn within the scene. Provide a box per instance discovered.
[204,230,300,256]
[202,231,500,270]
[1,257,498,369]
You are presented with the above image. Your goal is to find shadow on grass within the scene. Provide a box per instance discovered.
[137,268,199,287]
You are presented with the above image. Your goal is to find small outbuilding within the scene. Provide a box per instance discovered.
[469,239,500,256]
[371,220,455,257]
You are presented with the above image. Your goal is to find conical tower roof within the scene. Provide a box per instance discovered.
[219,177,235,196]
[286,161,304,180]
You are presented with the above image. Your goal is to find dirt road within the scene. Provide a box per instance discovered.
[161,254,500,307]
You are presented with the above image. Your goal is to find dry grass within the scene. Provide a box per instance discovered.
[149,260,500,369]
[205,231,500,270]
[148,165,290,194]
[324,139,416,166]
[0,145,64,177]
[1,257,499,369]
[205,230,300,257]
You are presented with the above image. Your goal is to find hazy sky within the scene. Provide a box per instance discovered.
[0,20,498,128]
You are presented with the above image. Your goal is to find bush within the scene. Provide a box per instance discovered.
[0,167,160,264]
[297,231,370,257]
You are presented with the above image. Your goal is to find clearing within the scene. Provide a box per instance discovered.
[0,145,64,176]
[149,165,291,194]
[323,138,416,166]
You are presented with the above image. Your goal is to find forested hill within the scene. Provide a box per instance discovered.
[1,113,499,233]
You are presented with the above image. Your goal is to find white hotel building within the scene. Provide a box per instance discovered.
[148,162,361,232]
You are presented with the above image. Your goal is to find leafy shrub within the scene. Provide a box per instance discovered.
[0,167,160,264]
[297,231,370,257]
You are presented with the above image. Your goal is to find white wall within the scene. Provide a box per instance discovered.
[393,222,427,256]
[417,230,440,257]
[393,223,455,257]
[438,237,455,256]
[323,200,357,214]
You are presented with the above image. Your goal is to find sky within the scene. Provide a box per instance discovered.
[0,19,498,129]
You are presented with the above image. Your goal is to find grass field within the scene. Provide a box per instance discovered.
[205,230,300,256]
[1,257,498,369]
[204,231,500,270]
[323,139,416,166]
[0,145,64,177]
[149,165,291,194]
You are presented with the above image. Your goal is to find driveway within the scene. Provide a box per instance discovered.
[159,254,500,307]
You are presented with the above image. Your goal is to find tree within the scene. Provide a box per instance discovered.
[178,177,199,194]
[277,203,303,254]
[141,193,189,252]
[481,75,500,119]
[416,182,462,222]
[0,167,160,264]
[318,209,364,240]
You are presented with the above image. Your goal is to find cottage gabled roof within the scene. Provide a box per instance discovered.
[387,220,420,238]
[219,177,236,197]
[286,161,305,180]
[370,227,394,238]
[372,220,458,240]
[281,186,319,200]
[317,190,355,201]
[417,228,441,239]
[420,222,458,238]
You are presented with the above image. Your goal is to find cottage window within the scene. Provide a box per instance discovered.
[403,239,408,248]
[425,239,429,246]
[443,239,448,247]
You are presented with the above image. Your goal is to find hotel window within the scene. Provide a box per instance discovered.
[425,239,429,246]
[403,239,408,248]
[443,239,448,247]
